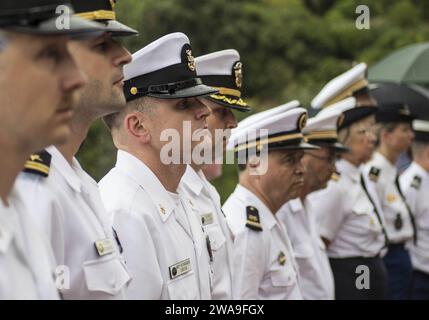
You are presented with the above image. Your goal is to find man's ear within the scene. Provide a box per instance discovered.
[123,111,150,144]
[248,155,265,176]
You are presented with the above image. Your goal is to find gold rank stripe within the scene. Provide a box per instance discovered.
[323,78,369,108]
[246,220,262,228]
[75,10,116,21]
[234,133,304,152]
[24,162,49,175]
[211,86,241,98]
[305,130,338,140]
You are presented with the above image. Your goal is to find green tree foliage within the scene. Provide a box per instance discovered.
[77,0,429,202]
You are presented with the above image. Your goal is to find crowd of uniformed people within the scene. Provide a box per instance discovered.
[1,0,429,300]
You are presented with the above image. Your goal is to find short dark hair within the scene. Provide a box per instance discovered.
[103,97,153,131]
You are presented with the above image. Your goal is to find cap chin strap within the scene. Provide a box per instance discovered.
[146,78,203,95]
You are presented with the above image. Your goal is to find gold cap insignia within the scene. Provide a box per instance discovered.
[298,113,308,130]
[233,61,243,89]
[186,49,196,72]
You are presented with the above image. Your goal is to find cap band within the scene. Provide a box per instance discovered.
[305,130,338,141]
[324,78,369,108]
[234,132,304,152]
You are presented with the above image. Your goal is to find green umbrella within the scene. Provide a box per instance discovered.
[368,42,429,86]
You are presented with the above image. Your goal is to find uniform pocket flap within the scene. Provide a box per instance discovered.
[83,256,131,295]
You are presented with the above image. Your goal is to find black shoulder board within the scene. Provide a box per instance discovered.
[23,150,51,177]
[245,206,262,231]
[369,166,381,182]
[331,171,341,182]
[411,175,422,190]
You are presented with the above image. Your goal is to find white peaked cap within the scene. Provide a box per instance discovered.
[304,108,350,152]
[124,32,190,81]
[413,119,429,132]
[316,97,357,118]
[227,100,301,150]
[227,107,317,152]
[311,63,368,109]
[304,110,344,134]
[413,119,429,142]
[195,49,240,76]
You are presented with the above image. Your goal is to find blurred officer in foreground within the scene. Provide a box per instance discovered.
[364,103,416,299]
[0,0,102,299]
[400,119,429,299]
[178,49,250,299]
[310,63,389,299]
[312,98,388,299]
[278,110,349,300]
[14,0,137,299]
[223,104,317,300]
[100,33,218,299]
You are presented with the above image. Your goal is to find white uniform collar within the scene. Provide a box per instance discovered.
[410,161,429,179]
[233,184,278,230]
[372,151,397,176]
[336,158,361,182]
[287,198,305,213]
[115,150,178,219]
[46,146,83,193]
[180,165,204,197]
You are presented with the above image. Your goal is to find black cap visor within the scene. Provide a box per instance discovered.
[97,19,138,37]
[309,141,350,153]
[6,15,104,39]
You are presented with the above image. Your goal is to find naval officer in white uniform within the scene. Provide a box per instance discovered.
[223,104,318,299]
[278,109,349,300]
[178,49,251,299]
[100,33,218,299]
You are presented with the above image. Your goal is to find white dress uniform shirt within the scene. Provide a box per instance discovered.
[223,184,302,300]
[400,162,429,273]
[364,152,414,243]
[278,198,335,300]
[178,166,234,299]
[99,150,213,300]
[314,159,386,258]
[15,146,131,300]
[0,188,59,300]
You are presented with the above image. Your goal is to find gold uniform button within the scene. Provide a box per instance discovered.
[130,87,138,95]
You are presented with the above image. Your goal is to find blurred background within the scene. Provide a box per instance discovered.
[77,0,429,202]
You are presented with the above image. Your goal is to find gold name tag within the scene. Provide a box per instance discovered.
[94,238,114,256]
[169,258,192,280]
[201,213,214,226]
